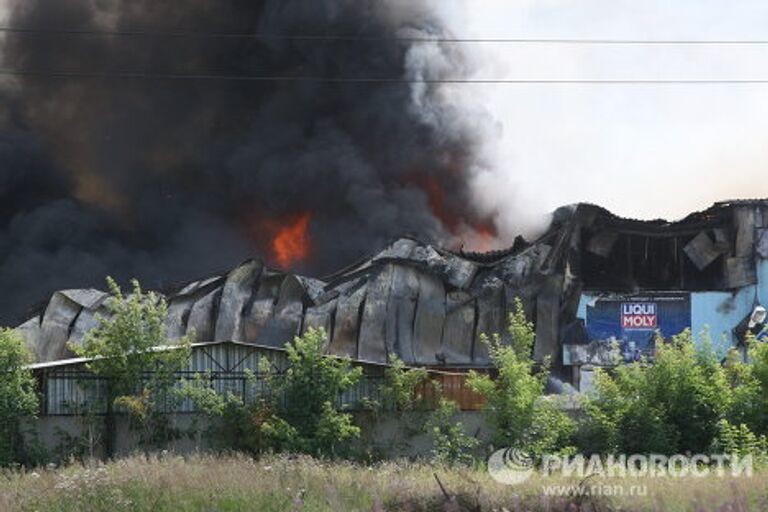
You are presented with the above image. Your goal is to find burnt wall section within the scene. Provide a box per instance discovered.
[17,236,555,367]
[19,200,768,371]
[576,202,767,294]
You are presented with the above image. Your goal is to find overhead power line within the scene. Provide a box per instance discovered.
[3,26,768,45]
[3,69,768,84]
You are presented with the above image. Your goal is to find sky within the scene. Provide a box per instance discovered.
[434,0,768,236]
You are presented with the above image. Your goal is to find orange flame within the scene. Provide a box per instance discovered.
[412,175,458,231]
[271,213,311,269]
[407,173,502,252]
[468,224,496,252]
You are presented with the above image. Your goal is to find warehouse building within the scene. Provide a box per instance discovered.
[18,200,768,393]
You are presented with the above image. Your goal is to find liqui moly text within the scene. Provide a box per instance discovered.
[621,303,657,330]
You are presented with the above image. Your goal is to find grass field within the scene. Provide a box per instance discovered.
[1,453,766,511]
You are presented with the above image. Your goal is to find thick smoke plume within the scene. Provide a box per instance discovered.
[0,0,498,324]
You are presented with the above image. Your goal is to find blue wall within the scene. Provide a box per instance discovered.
[758,259,768,306]
[576,262,768,359]
[690,286,756,357]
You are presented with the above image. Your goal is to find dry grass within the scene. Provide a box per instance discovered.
[1,453,766,511]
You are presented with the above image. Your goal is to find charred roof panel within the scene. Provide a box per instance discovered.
[17,200,768,368]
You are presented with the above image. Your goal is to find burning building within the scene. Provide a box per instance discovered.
[17,199,768,391]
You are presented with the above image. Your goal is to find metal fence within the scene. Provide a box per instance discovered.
[36,342,485,416]
[40,369,388,416]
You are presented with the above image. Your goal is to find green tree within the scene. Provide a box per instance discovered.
[72,277,191,455]
[467,298,575,459]
[272,327,363,457]
[182,328,363,458]
[0,329,39,466]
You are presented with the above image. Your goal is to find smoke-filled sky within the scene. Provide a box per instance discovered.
[3,0,768,323]
[0,0,499,323]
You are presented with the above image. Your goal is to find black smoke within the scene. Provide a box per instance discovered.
[0,0,494,324]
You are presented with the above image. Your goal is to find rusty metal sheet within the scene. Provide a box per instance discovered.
[757,229,768,259]
[16,315,42,361]
[387,265,420,364]
[725,257,757,289]
[266,275,305,347]
[243,298,274,343]
[410,244,477,289]
[586,230,619,257]
[60,289,108,310]
[302,300,337,348]
[428,373,486,411]
[187,288,220,342]
[165,296,195,340]
[534,275,564,362]
[330,284,366,359]
[214,260,262,341]
[374,238,418,261]
[413,272,446,365]
[358,264,394,364]
[440,291,474,365]
[684,231,722,270]
[474,285,505,365]
[39,291,82,362]
[734,208,756,258]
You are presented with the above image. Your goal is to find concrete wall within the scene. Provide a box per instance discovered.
[354,411,491,458]
[30,411,491,460]
[30,414,216,460]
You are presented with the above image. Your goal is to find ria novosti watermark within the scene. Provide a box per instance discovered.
[488,449,753,487]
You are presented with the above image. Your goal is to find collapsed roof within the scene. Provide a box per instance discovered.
[17,200,768,373]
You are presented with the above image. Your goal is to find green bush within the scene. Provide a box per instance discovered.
[273,328,362,456]
[578,329,766,456]
[712,419,768,459]
[0,328,39,466]
[742,339,768,432]
[72,277,192,453]
[579,362,677,454]
[184,328,362,458]
[466,298,575,459]
[378,356,430,412]
[424,398,478,465]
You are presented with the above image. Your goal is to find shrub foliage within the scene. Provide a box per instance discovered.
[0,328,39,466]
[467,298,575,459]
[72,277,192,452]
[580,329,768,458]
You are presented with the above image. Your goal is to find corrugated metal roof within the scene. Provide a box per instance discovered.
[714,198,768,206]
[26,338,482,376]
[27,356,92,370]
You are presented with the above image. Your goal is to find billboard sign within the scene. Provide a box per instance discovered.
[584,293,690,361]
